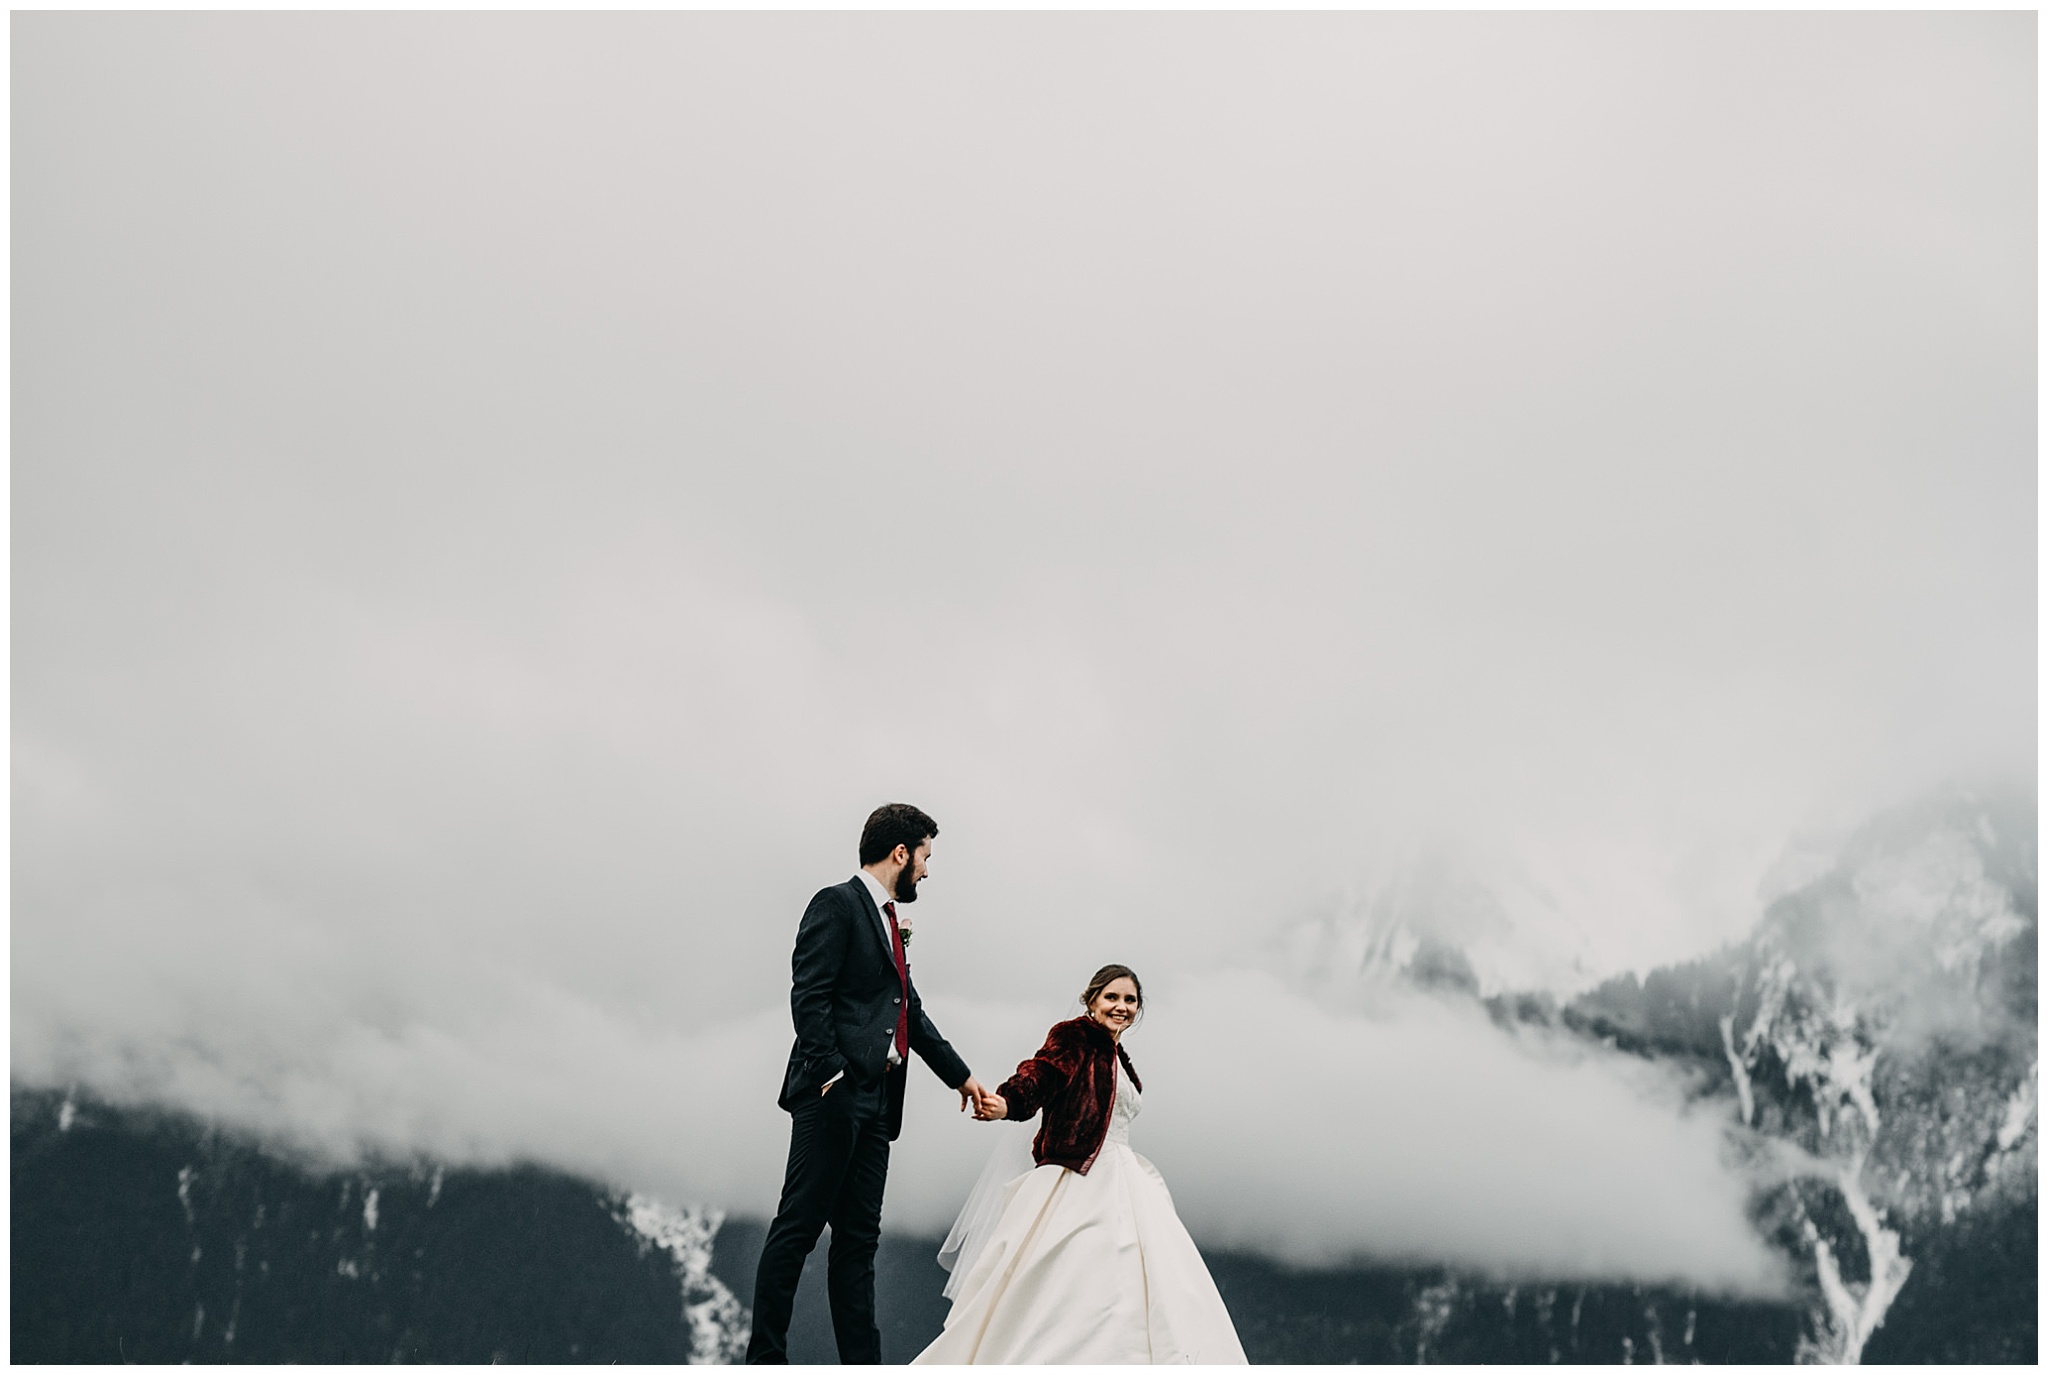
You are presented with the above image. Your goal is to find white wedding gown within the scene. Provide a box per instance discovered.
[912,1060,1248,1365]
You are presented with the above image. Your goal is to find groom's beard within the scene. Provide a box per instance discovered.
[893,869,920,903]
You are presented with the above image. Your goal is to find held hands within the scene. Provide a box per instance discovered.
[958,1077,1006,1121]
[828,1073,1000,1116]
[830,1072,1000,1115]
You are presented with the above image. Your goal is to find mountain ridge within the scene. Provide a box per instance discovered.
[13,787,2035,1361]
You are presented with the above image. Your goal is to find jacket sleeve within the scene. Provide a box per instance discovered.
[906,980,972,1090]
[996,1023,1077,1123]
[789,888,849,1086]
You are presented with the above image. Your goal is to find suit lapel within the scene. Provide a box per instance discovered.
[848,877,897,963]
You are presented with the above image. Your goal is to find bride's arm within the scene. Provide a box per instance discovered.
[993,1022,1078,1122]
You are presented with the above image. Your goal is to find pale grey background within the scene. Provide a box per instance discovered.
[13,13,2033,1289]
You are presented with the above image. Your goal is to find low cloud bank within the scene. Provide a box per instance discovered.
[1122,970,1783,1290]
[16,922,1786,1294]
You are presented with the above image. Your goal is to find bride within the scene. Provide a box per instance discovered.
[912,964,1248,1365]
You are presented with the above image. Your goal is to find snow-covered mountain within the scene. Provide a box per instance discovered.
[11,1086,749,1364]
[1287,784,2036,1363]
[12,787,2033,1363]
[1715,789,2034,1362]
[7,1084,1806,1363]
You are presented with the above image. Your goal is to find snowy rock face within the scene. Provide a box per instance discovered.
[609,1194,751,1364]
[1293,786,2036,1364]
[10,1089,731,1365]
[1680,789,2035,1364]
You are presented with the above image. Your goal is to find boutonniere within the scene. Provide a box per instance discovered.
[896,911,914,950]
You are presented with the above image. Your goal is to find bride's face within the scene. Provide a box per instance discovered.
[1088,978,1140,1036]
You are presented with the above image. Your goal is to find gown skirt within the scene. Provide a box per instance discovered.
[912,1066,1247,1365]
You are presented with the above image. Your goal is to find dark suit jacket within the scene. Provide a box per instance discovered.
[777,877,971,1140]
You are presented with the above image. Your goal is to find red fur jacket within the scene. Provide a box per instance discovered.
[996,1015,1144,1176]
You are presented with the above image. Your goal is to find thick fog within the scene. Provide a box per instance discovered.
[13,13,2032,1292]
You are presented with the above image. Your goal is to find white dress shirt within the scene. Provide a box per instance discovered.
[855,869,909,1070]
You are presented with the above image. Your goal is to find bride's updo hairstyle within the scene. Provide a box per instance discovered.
[1081,963,1144,1028]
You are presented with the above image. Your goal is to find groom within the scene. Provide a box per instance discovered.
[745,803,996,1364]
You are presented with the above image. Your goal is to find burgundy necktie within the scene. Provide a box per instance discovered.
[884,900,910,1060]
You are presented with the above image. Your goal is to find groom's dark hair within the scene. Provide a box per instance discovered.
[860,803,939,866]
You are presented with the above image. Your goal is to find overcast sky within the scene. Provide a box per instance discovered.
[13,13,2033,1289]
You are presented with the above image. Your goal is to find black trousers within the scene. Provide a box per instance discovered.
[745,1068,895,1364]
